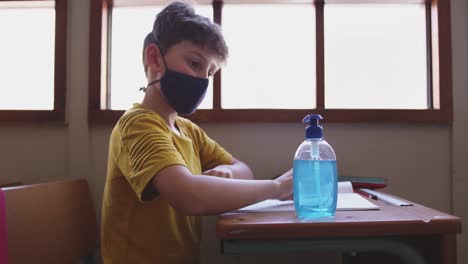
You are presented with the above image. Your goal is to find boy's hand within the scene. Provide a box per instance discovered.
[203,165,234,179]
[274,169,293,201]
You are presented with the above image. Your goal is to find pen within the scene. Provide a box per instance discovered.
[354,189,378,200]
[360,188,412,206]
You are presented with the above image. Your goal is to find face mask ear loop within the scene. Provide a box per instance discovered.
[139,78,161,92]
[140,43,168,92]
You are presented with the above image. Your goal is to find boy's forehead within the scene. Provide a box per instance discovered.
[170,41,223,67]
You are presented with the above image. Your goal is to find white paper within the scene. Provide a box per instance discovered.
[236,181,379,213]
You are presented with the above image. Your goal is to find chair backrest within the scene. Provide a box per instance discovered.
[1,179,99,264]
[0,182,22,188]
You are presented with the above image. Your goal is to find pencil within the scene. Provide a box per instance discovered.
[354,189,378,200]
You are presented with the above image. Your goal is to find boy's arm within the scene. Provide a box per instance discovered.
[152,165,292,215]
[203,158,254,180]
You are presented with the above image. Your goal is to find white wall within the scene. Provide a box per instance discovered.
[0,0,466,263]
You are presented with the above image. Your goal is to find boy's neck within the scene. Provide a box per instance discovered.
[141,87,178,129]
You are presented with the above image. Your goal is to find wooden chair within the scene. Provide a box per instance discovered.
[1,179,99,264]
[0,182,22,188]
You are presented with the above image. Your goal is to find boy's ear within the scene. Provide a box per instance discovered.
[145,43,164,73]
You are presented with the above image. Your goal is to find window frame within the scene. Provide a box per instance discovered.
[0,0,67,123]
[88,0,452,124]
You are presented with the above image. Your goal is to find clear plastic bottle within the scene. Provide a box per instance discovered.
[293,114,337,219]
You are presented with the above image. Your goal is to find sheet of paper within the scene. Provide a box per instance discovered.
[337,193,379,211]
[338,181,353,193]
[236,181,379,213]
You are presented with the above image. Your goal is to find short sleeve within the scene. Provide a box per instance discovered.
[184,121,233,171]
[118,112,187,201]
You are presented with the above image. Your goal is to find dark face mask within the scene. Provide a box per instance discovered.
[144,58,209,115]
[160,69,208,115]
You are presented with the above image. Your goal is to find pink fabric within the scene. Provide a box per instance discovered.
[0,189,8,264]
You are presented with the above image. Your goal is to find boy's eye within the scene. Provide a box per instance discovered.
[190,60,201,68]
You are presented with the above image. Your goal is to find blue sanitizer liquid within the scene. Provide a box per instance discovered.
[293,160,338,219]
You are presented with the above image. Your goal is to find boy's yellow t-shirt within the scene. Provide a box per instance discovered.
[101,104,232,264]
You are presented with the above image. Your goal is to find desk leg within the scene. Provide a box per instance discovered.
[222,238,425,264]
[442,234,457,264]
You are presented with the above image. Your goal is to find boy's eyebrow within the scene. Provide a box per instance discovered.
[189,50,220,72]
[189,51,208,62]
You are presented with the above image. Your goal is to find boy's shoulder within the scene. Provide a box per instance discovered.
[117,104,165,133]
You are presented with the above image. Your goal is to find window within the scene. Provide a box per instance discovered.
[222,4,316,109]
[108,5,214,110]
[0,0,67,122]
[89,0,452,123]
[324,4,428,109]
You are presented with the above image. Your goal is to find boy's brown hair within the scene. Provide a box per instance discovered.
[143,1,229,73]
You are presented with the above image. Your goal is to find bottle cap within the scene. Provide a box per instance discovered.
[303,114,323,139]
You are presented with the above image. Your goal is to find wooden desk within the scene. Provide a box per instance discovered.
[217,192,461,264]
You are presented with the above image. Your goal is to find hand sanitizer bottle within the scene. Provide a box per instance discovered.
[293,114,338,219]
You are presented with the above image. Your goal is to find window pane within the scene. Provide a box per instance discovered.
[222,4,316,109]
[109,5,213,110]
[324,4,428,109]
[0,5,55,110]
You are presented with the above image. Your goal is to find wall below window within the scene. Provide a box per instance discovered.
[450,0,468,260]
[0,0,466,263]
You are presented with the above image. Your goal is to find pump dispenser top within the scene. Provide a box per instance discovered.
[303,114,323,140]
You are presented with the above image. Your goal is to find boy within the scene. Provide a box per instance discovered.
[101,2,293,263]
